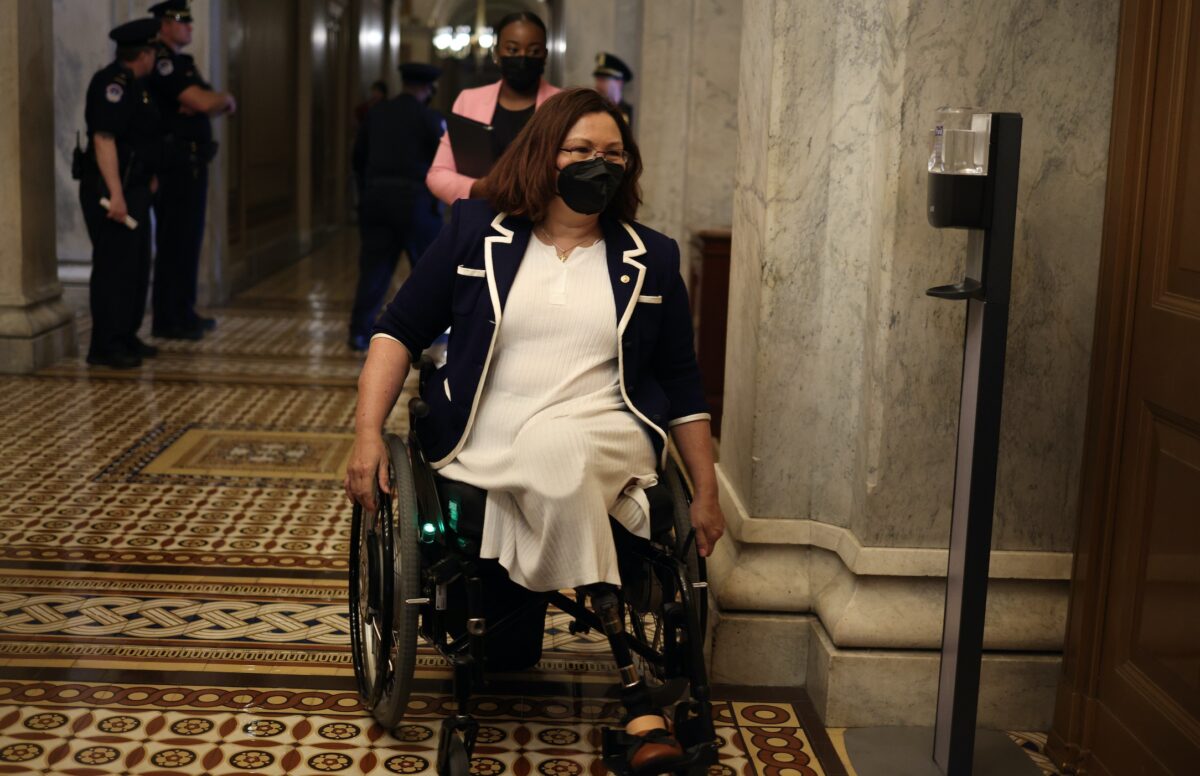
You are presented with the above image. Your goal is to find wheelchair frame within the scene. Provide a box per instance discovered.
[350,372,719,776]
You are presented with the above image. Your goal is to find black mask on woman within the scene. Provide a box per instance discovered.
[498,55,544,94]
[557,158,625,215]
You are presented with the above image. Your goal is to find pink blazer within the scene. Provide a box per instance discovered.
[426,79,562,205]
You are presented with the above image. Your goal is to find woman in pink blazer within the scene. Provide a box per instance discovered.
[426,12,562,205]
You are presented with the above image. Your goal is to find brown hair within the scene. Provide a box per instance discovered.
[486,87,642,223]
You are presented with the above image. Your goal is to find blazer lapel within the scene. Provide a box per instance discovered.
[601,218,647,335]
[484,212,531,322]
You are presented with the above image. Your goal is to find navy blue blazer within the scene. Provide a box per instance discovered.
[373,198,710,469]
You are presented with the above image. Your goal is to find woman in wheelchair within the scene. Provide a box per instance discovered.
[345,88,725,775]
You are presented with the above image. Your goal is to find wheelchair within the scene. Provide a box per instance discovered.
[348,363,718,776]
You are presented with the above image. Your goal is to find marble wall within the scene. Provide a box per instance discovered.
[722,0,1120,551]
[709,4,1118,721]
[53,0,221,306]
[52,0,141,269]
[868,0,1120,551]
[637,0,741,276]
[558,0,642,98]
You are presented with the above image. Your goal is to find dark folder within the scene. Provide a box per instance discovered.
[445,113,495,179]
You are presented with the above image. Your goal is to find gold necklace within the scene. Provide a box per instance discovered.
[538,227,596,262]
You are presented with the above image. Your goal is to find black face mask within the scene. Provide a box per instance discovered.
[498,55,544,94]
[557,157,625,215]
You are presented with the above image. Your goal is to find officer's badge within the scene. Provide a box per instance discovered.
[105,83,124,103]
[157,57,174,76]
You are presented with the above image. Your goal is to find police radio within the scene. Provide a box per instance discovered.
[71,131,87,181]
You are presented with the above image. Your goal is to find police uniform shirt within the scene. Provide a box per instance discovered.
[84,62,161,184]
[148,41,212,143]
[354,94,444,185]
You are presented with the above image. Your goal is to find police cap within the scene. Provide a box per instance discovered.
[593,52,633,82]
[399,62,442,85]
[109,17,161,47]
[148,0,193,22]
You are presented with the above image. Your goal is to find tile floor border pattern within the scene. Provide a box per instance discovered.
[0,577,344,601]
[0,682,831,776]
[0,591,349,645]
[66,313,370,361]
[0,378,377,573]
[0,597,631,680]
[0,573,631,679]
[36,357,365,388]
[92,423,358,488]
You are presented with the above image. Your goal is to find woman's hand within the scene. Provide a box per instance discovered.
[689,493,725,558]
[344,431,392,512]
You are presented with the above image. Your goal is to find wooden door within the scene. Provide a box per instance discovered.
[225,0,299,290]
[1049,1,1200,773]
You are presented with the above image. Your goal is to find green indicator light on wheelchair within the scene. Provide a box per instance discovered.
[448,499,460,531]
[420,521,437,542]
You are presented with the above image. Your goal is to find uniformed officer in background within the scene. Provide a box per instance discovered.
[348,63,445,352]
[593,52,635,127]
[78,18,163,369]
[147,0,236,341]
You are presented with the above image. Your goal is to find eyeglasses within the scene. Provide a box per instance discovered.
[559,146,629,165]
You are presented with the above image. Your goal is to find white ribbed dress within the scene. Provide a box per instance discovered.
[437,237,658,592]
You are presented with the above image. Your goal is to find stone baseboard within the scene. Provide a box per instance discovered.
[0,308,76,373]
[710,609,1060,730]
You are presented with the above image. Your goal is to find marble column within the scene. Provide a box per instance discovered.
[709,0,1120,729]
[0,0,76,373]
[637,0,741,278]
[558,0,642,93]
[636,0,691,247]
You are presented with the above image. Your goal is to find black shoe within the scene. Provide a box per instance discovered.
[195,316,217,331]
[86,351,142,369]
[347,334,371,352]
[128,338,158,358]
[152,324,204,341]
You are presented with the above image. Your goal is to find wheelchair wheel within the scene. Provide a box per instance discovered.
[349,498,391,709]
[665,458,709,639]
[349,433,422,730]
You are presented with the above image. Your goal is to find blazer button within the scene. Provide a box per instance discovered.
[620,274,631,284]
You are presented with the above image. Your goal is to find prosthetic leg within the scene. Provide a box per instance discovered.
[589,585,688,775]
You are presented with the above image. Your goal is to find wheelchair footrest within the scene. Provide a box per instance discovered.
[600,727,719,776]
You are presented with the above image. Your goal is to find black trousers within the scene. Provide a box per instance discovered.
[350,183,443,339]
[79,181,153,358]
[152,160,209,330]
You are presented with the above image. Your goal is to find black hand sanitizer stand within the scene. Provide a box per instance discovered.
[928,112,1023,775]
[843,112,1035,776]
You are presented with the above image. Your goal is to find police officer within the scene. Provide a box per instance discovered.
[79,18,162,369]
[348,63,445,352]
[593,52,634,127]
[146,0,236,340]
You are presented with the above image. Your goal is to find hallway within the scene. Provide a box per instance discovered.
[0,238,864,776]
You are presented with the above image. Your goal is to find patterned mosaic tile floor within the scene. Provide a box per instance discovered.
[1,233,1057,775]
[0,236,845,776]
